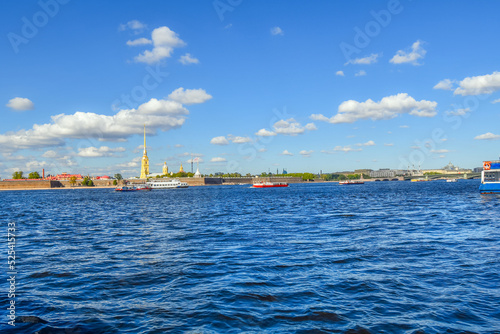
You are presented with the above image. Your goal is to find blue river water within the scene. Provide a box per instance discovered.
[1,180,499,333]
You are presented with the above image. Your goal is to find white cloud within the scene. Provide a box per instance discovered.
[77,146,126,158]
[117,157,141,168]
[384,143,394,146]
[355,70,367,77]
[255,129,277,137]
[305,123,317,131]
[210,136,229,145]
[390,40,426,65]
[446,108,470,116]
[0,87,210,152]
[431,149,450,154]
[299,150,313,157]
[168,88,212,105]
[345,53,380,65]
[433,79,454,91]
[492,98,500,104]
[134,26,185,64]
[310,93,437,124]
[454,71,500,96]
[228,136,252,144]
[336,70,344,76]
[6,97,34,111]
[400,125,409,128]
[42,150,58,158]
[474,132,500,140]
[211,157,226,162]
[357,140,375,146]
[273,118,312,136]
[179,53,199,65]
[119,20,146,32]
[174,144,184,148]
[270,27,284,36]
[126,38,152,46]
[334,145,362,153]
[281,150,293,156]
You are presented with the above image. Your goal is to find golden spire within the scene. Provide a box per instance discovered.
[143,124,147,154]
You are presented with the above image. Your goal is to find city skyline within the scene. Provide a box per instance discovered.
[1,1,500,178]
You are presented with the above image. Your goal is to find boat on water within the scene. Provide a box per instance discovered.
[446,178,458,183]
[411,178,430,182]
[480,160,500,194]
[252,182,288,188]
[146,179,189,189]
[114,184,151,191]
[339,180,364,185]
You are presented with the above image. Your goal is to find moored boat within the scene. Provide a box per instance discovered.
[446,178,457,183]
[480,160,500,194]
[114,186,137,192]
[339,180,364,185]
[253,182,288,188]
[147,179,189,189]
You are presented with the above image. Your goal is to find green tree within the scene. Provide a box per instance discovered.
[87,180,94,187]
[81,177,89,186]
[28,171,41,179]
[338,174,347,181]
[12,171,24,179]
[302,173,315,181]
[69,176,77,186]
[113,180,118,186]
[114,173,123,180]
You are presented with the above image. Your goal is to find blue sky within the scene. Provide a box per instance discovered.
[1,0,500,178]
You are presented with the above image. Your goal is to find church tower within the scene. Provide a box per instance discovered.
[162,162,168,175]
[179,163,184,173]
[140,125,149,179]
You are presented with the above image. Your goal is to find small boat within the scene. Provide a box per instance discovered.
[114,186,137,192]
[411,178,430,182]
[446,178,457,183]
[147,179,189,189]
[252,182,288,188]
[114,184,151,191]
[480,160,500,194]
[339,180,364,185]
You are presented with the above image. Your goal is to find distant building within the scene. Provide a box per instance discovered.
[179,163,184,173]
[474,167,483,173]
[47,172,84,180]
[370,169,406,178]
[162,162,169,175]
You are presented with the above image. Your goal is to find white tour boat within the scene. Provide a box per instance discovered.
[146,179,189,189]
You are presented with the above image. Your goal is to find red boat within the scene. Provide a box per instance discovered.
[252,182,288,188]
[114,184,151,191]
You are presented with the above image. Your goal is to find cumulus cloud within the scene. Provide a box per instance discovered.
[6,97,34,111]
[431,149,450,154]
[334,145,362,153]
[454,71,500,96]
[211,157,226,162]
[492,98,500,104]
[210,136,229,145]
[446,108,470,116]
[134,26,185,64]
[390,40,426,65]
[336,70,344,76]
[0,87,210,152]
[273,118,312,136]
[126,38,152,46]
[77,146,126,158]
[228,135,252,144]
[433,79,454,91]
[355,70,367,77]
[384,143,394,146]
[345,53,380,65]
[474,132,500,140]
[119,20,146,32]
[310,93,437,124]
[179,53,199,65]
[299,150,313,157]
[168,88,212,105]
[281,150,293,156]
[356,140,375,146]
[270,27,284,36]
[255,129,277,137]
[304,123,317,131]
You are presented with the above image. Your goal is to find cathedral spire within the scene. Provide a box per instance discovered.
[143,124,147,154]
[140,124,150,179]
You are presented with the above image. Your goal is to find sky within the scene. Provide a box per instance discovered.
[1,0,500,178]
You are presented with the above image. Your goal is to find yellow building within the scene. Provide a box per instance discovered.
[179,163,184,173]
[140,125,149,179]
[162,162,168,175]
